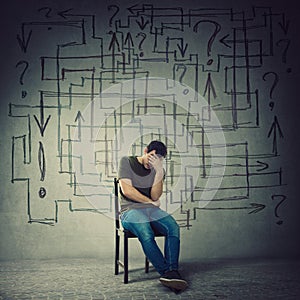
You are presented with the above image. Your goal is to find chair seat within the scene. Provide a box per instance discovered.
[118,227,165,238]
[120,228,137,238]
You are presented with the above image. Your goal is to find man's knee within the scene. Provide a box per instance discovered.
[132,223,155,241]
[170,221,180,238]
[161,216,180,238]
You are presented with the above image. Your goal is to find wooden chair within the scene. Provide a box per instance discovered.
[114,177,164,283]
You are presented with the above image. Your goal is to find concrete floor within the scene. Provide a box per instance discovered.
[0,258,300,299]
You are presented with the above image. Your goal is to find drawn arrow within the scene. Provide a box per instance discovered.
[34,97,51,137]
[135,16,149,30]
[56,9,104,41]
[17,20,85,53]
[195,203,266,214]
[124,32,134,63]
[176,39,188,57]
[57,8,97,22]
[57,8,73,19]
[17,27,33,53]
[278,14,290,35]
[213,160,268,172]
[203,72,217,100]
[219,33,231,48]
[108,31,120,83]
[108,32,120,52]
[255,160,269,172]
[127,4,142,15]
[75,111,85,140]
[267,116,284,156]
[247,203,266,214]
[124,32,134,47]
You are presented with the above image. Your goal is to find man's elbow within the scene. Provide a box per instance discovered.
[119,180,133,198]
[121,187,132,198]
[151,194,161,201]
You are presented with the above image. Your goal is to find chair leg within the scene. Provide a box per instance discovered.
[124,235,129,284]
[115,231,120,275]
[145,257,149,273]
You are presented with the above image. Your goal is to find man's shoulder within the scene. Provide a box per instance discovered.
[119,156,138,170]
[120,156,136,163]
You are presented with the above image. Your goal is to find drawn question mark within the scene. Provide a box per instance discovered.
[16,60,29,85]
[38,141,46,182]
[38,187,47,198]
[108,5,119,27]
[276,39,290,64]
[263,71,279,110]
[136,32,146,57]
[193,20,221,65]
[174,64,187,84]
[271,194,286,225]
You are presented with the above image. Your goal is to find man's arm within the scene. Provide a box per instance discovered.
[119,178,159,205]
[118,156,152,204]
[150,171,164,201]
[148,154,164,201]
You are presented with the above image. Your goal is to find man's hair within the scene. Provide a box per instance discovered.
[146,140,167,158]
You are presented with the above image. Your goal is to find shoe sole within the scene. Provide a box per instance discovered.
[159,278,188,291]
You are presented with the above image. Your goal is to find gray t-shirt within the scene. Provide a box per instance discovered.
[118,156,158,212]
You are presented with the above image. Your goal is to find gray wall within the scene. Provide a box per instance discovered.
[0,0,299,261]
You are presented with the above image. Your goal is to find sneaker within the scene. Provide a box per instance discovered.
[159,270,188,292]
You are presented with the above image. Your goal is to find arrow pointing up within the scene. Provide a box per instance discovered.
[75,111,85,140]
[75,110,85,123]
[203,72,217,99]
[108,32,120,52]
[267,116,284,156]
[108,32,120,83]
[124,32,134,47]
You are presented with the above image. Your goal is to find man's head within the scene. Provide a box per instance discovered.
[146,140,167,158]
[141,140,167,169]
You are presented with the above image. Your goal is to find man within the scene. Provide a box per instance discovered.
[118,140,188,293]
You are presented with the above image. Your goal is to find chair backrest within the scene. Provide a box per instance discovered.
[114,178,120,230]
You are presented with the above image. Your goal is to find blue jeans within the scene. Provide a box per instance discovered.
[121,206,180,275]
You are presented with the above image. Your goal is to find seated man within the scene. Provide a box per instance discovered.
[118,140,188,293]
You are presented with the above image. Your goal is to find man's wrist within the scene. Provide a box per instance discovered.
[154,169,164,183]
[155,169,164,177]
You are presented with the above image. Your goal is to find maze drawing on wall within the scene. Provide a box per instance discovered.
[9,4,290,228]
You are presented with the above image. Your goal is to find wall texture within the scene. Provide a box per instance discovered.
[0,0,299,261]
